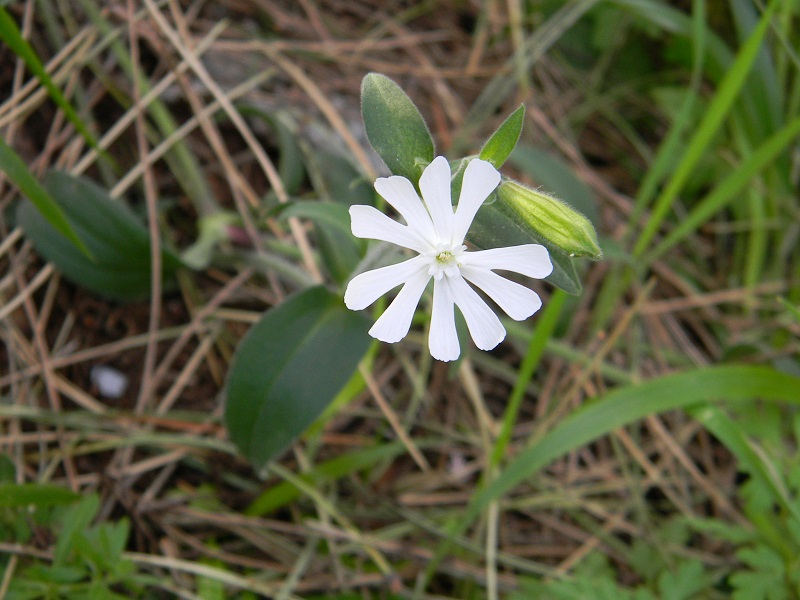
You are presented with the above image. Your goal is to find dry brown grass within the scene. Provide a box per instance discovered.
[1,0,796,597]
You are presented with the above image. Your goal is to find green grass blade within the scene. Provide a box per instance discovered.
[626,0,707,234]
[632,0,779,258]
[729,0,783,139]
[0,7,99,150]
[690,404,800,559]
[779,297,800,323]
[424,364,800,584]
[645,113,800,262]
[245,442,406,515]
[0,137,91,258]
[490,289,567,470]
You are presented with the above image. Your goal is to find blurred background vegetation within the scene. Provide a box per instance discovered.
[1,0,799,598]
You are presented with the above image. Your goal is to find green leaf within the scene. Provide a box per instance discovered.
[467,192,583,295]
[361,73,434,184]
[425,365,800,583]
[238,106,306,195]
[0,453,16,482]
[657,560,707,600]
[279,201,362,285]
[305,151,374,207]
[246,442,406,515]
[631,0,781,258]
[779,298,800,323]
[0,483,80,507]
[0,137,91,257]
[54,494,100,567]
[481,365,800,521]
[17,171,184,301]
[479,104,525,168]
[225,286,371,471]
[730,546,788,600]
[0,8,99,151]
[645,113,800,262]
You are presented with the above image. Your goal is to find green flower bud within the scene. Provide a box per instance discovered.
[496,180,602,260]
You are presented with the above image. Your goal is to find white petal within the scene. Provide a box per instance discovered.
[448,275,505,351]
[452,159,500,245]
[429,276,460,362]
[368,268,430,343]
[461,266,542,321]
[465,244,553,279]
[419,156,455,244]
[374,176,437,243]
[350,205,430,254]
[344,255,429,310]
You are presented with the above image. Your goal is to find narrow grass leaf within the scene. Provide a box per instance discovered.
[245,442,406,515]
[0,7,99,150]
[490,289,568,470]
[225,286,371,472]
[626,0,706,232]
[481,365,800,523]
[424,365,800,583]
[729,0,782,140]
[690,404,800,535]
[633,0,779,258]
[0,137,91,258]
[779,298,800,323]
[646,113,800,262]
[0,483,80,507]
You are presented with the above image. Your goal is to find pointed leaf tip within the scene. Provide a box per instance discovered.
[479,104,525,168]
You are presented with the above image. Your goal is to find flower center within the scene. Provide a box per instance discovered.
[427,244,466,280]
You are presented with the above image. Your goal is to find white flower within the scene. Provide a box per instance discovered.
[344,156,553,362]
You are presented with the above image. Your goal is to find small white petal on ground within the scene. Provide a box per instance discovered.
[90,365,129,399]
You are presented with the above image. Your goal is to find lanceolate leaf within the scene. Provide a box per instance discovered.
[0,137,90,257]
[361,73,434,184]
[479,104,525,168]
[225,286,371,471]
[17,171,183,301]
